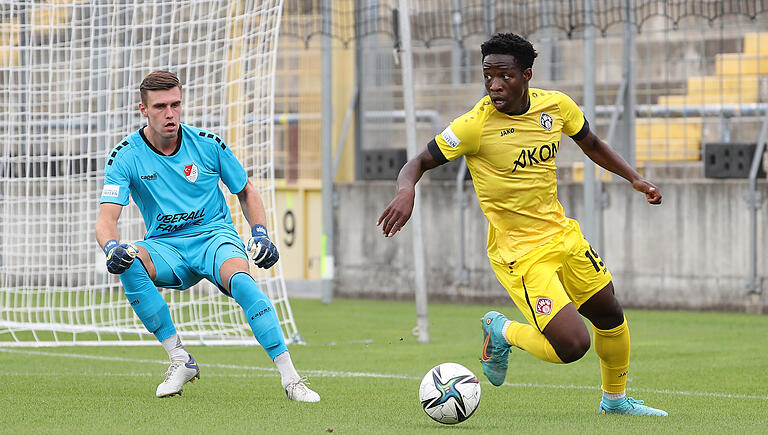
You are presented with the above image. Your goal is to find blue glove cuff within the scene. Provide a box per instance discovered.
[104,239,118,254]
[251,224,268,238]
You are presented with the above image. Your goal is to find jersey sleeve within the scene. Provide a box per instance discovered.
[558,92,589,139]
[217,142,248,194]
[100,147,131,205]
[432,103,484,161]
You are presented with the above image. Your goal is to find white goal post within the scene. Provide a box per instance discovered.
[0,0,302,346]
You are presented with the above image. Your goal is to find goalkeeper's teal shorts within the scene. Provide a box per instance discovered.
[135,228,248,294]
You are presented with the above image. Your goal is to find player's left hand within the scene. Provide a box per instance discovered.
[104,240,138,274]
[377,187,415,237]
[632,179,662,205]
[247,224,279,269]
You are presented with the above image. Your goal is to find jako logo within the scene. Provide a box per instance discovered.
[141,173,158,180]
[130,299,139,306]
[500,128,515,137]
[250,306,272,320]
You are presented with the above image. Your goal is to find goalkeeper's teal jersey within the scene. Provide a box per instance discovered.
[100,124,248,240]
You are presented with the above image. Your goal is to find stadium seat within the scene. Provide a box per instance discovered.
[0,20,20,67]
[744,32,768,56]
[715,53,768,76]
[31,0,83,36]
[639,32,767,163]
[635,118,703,163]
[571,162,613,182]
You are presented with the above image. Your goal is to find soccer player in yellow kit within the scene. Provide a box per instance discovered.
[378,33,667,416]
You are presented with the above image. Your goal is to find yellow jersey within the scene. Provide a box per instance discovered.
[431,88,588,263]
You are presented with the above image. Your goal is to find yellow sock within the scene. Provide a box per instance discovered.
[504,321,563,364]
[593,317,630,394]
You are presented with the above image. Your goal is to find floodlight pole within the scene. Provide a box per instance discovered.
[582,0,597,243]
[398,0,429,344]
[621,0,637,167]
[321,0,334,304]
[746,109,768,313]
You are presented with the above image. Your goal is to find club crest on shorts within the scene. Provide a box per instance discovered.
[535,297,553,315]
[183,163,198,183]
[539,112,553,131]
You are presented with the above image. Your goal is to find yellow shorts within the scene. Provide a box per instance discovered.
[491,219,612,332]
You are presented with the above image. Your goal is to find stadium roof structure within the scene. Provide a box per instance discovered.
[282,0,768,46]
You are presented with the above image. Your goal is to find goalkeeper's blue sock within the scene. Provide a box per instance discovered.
[120,259,176,342]
[230,272,288,360]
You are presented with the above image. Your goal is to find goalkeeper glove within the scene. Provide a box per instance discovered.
[104,239,138,274]
[247,224,279,269]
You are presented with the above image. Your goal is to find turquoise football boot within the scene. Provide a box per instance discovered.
[600,397,668,416]
[480,311,511,386]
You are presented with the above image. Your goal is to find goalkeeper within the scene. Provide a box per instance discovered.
[95,71,319,402]
[378,34,666,416]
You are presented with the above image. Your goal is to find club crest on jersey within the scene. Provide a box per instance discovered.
[539,112,553,131]
[183,163,198,183]
[535,297,553,315]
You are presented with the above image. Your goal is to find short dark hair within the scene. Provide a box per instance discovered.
[140,71,182,104]
[481,33,538,70]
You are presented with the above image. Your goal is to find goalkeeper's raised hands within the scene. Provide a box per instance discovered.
[104,239,138,274]
[247,224,279,269]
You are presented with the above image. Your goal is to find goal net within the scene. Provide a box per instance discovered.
[0,0,301,346]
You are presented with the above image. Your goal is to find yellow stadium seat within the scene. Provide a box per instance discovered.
[31,0,83,34]
[635,118,702,162]
[635,118,703,140]
[658,93,758,106]
[571,162,613,182]
[0,20,20,67]
[0,20,19,46]
[743,32,768,55]
[685,75,759,96]
[715,53,768,76]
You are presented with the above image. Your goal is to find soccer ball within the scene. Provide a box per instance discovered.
[418,362,481,425]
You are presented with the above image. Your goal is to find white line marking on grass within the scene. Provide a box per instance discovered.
[326,339,374,346]
[626,387,768,401]
[500,381,768,401]
[0,348,412,379]
[3,348,767,401]
[0,370,274,379]
[0,371,158,377]
[0,348,277,373]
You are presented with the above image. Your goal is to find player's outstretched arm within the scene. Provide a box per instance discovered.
[95,203,123,248]
[378,147,443,237]
[236,181,279,269]
[575,131,662,205]
[95,203,138,274]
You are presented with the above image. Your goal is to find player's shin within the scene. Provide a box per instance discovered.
[120,260,176,342]
[504,321,564,364]
[593,317,630,394]
[230,273,321,402]
[229,272,288,360]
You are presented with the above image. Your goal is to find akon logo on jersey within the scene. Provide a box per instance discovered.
[155,208,206,232]
[510,141,559,173]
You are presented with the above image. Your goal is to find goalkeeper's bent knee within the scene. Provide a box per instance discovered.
[229,272,287,359]
[120,259,176,342]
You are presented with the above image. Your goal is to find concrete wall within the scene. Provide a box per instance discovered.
[334,180,768,312]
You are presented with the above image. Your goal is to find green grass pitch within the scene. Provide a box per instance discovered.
[1,298,767,433]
